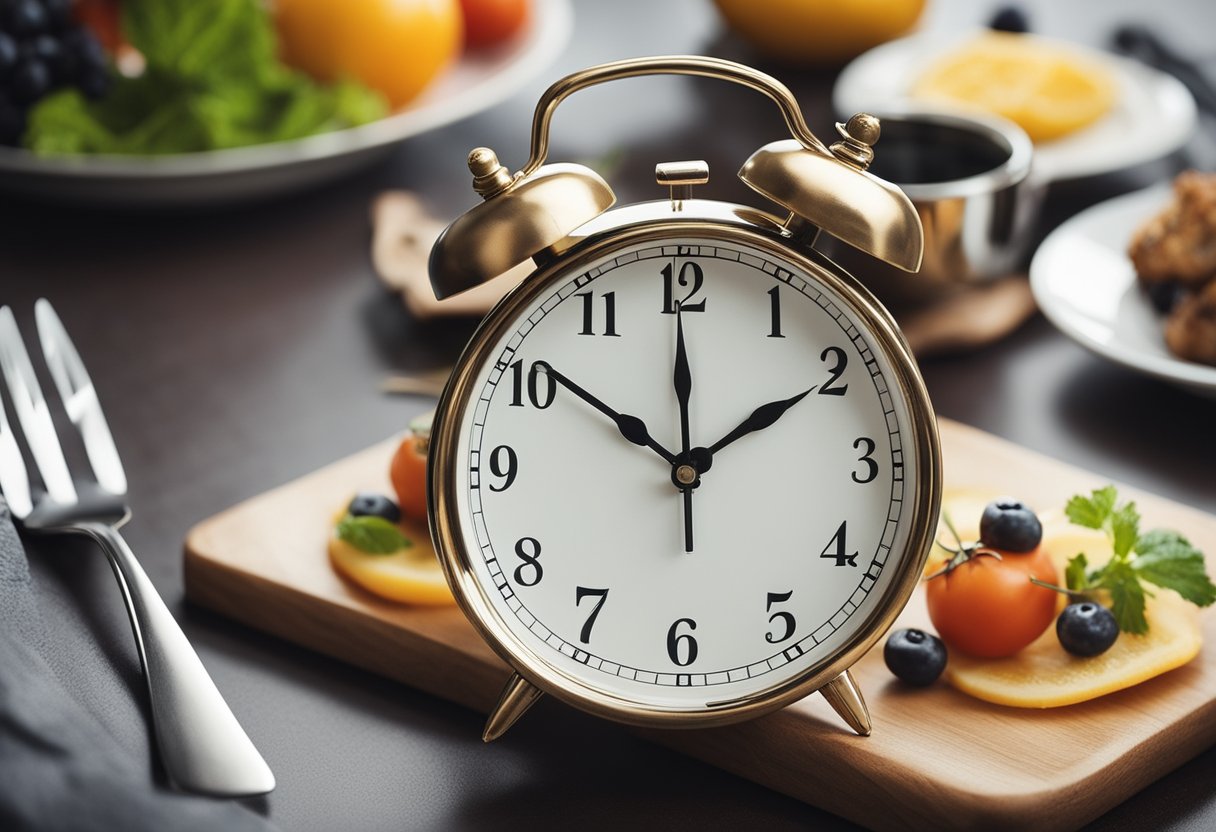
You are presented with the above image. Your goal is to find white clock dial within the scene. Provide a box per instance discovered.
[449,232,920,712]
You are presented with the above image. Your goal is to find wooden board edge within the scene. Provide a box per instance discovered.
[646,681,1216,831]
[183,540,511,715]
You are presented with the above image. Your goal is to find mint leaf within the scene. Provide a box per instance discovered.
[1065,553,1090,592]
[1134,529,1216,607]
[1103,559,1149,635]
[1110,500,1141,559]
[1137,528,1197,559]
[1065,485,1117,530]
[336,515,411,555]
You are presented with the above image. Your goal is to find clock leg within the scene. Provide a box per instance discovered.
[819,669,872,737]
[482,672,544,742]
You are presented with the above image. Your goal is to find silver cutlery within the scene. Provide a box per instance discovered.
[0,299,275,797]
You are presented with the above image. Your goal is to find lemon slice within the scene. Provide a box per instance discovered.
[946,591,1201,707]
[912,33,1116,142]
[328,515,455,606]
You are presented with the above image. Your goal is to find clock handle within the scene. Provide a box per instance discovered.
[483,672,545,742]
[515,55,923,274]
[518,55,831,179]
[819,670,872,737]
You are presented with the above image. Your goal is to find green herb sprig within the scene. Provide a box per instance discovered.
[1037,485,1215,634]
[336,514,412,555]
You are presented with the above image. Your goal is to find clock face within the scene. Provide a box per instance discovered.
[442,228,929,715]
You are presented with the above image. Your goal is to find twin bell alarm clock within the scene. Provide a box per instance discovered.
[425,56,941,742]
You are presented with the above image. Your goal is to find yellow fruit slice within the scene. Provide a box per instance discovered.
[946,592,1201,707]
[328,514,455,606]
[932,493,1203,707]
[912,33,1116,142]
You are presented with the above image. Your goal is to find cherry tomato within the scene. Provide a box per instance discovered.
[925,547,1059,658]
[458,0,530,49]
[275,0,462,108]
[390,431,429,523]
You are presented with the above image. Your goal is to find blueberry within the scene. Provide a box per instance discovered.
[979,497,1042,553]
[9,56,50,103]
[347,492,402,524]
[989,5,1030,33]
[1056,602,1119,657]
[884,628,948,686]
[0,32,17,77]
[5,0,49,37]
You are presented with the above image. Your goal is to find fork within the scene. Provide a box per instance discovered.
[0,300,275,797]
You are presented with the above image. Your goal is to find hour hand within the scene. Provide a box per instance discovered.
[707,385,817,456]
[536,362,676,464]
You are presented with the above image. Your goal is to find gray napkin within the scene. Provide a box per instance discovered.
[0,498,273,831]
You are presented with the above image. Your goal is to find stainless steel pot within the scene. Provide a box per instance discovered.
[824,108,1041,306]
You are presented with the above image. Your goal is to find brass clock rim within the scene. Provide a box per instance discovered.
[428,202,943,730]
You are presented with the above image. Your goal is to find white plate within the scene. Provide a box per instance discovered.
[1030,185,1216,398]
[0,0,571,206]
[833,31,1197,183]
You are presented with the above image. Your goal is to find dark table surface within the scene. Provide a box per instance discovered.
[3,0,1216,829]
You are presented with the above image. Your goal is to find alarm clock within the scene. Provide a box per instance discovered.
[427,56,941,741]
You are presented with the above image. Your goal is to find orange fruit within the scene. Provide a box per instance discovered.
[275,0,463,108]
[712,0,926,66]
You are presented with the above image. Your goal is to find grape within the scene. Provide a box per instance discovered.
[42,0,73,30]
[0,32,18,77]
[0,6,114,147]
[24,33,64,82]
[5,1,50,37]
[10,56,50,103]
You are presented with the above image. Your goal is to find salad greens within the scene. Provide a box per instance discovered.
[25,0,388,155]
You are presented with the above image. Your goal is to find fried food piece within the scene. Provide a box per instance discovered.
[1165,279,1216,366]
[1129,171,1216,286]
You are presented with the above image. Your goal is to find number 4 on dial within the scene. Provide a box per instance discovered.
[821,521,858,568]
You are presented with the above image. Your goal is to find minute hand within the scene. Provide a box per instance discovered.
[538,362,677,464]
[707,386,817,455]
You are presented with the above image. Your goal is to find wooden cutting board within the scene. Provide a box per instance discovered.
[183,419,1216,831]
